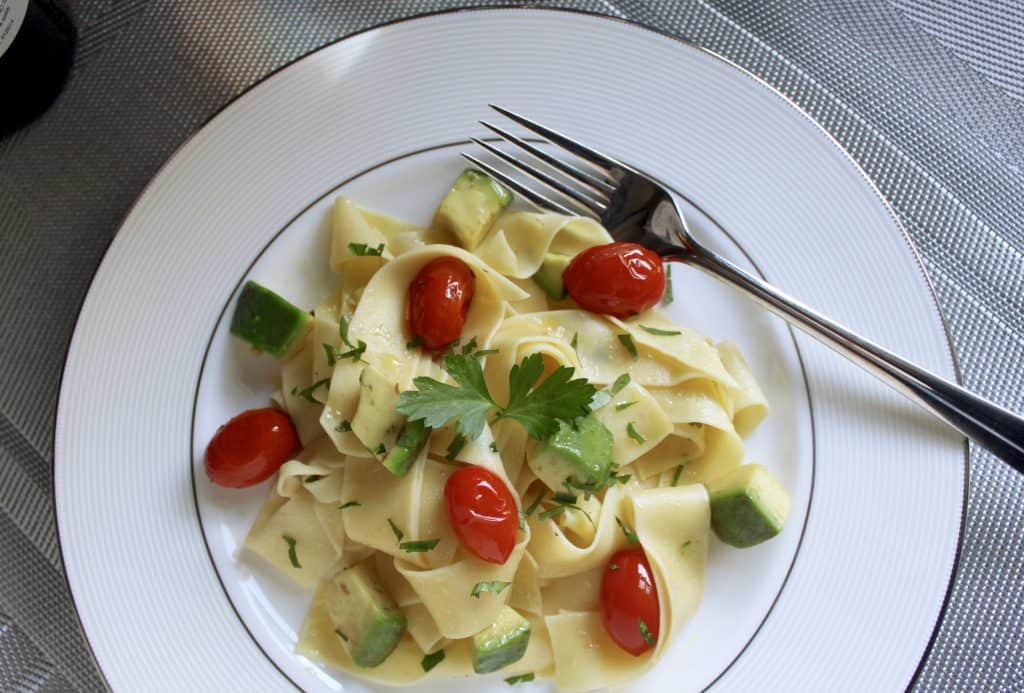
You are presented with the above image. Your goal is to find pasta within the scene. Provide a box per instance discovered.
[238,191,776,690]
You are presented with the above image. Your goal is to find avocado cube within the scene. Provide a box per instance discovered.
[472,606,531,674]
[532,252,572,300]
[706,464,791,548]
[529,415,614,494]
[351,366,406,460]
[382,419,429,477]
[433,169,512,250]
[326,562,407,668]
[229,281,312,358]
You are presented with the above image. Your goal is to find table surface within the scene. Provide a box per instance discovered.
[1,1,1022,691]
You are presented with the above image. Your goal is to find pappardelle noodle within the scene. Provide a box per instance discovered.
[212,169,792,690]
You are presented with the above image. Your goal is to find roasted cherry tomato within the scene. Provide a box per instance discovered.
[444,465,518,564]
[600,547,661,656]
[564,242,666,318]
[205,408,300,488]
[407,256,476,351]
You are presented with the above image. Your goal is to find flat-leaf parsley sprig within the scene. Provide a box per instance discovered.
[396,352,596,441]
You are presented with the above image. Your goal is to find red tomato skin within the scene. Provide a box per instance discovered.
[564,242,666,318]
[444,466,518,564]
[600,547,661,656]
[205,408,300,488]
[407,256,476,351]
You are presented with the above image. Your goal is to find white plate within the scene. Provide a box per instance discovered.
[55,8,964,693]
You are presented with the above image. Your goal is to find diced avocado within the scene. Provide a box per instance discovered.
[382,419,428,477]
[325,562,407,668]
[230,281,312,358]
[529,415,614,494]
[433,169,512,250]
[472,606,531,674]
[351,366,405,460]
[706,464,791,548]
[532,252,572,299]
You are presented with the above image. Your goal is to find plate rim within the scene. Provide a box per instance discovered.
[51,6,969,691]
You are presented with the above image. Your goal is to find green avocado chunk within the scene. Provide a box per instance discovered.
[472,606,531,674]
[382,419,429,477]
[351,365,407,460]
[529,415,614,494]
[433,168,512,250]
[706,464,791,548]
[532,252,572,299]
[229,281,312,358]
[325,562,407,668]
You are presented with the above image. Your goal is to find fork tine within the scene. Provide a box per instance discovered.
[479,121,616,197]
[471,138,606,217]
[489,104,621,173]
[461,153,580,217]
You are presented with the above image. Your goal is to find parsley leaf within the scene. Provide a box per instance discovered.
[421,649,445,672]
[626,422,646,444]
[661,264,674,306]
[590,372,631,410]
[505,673,535,685]
[323,343,341,367]
[387,518,404,543]
[339,340,367,363]
[400,538,440,553]
[397,354,495,439]
[616,516,639,545]
[570,332,580,360]
[348,242,385,256]
[639,618,656,647]
[524,489,546,517]
[282,535,301,568]
[670,463,685,487]
[339,315,353,347]
[445,434,467,461]
[471,581,511,598]
[640,325,682,336]
[617,333,638,360]
[292,378,330,403]
[498,354,596,439]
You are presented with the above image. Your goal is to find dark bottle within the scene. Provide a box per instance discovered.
[0,0,76,134]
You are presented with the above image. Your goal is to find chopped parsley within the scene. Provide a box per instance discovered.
[400,538,441,553]
[681,540,693,551]
[661,265,674,305]
[626,422,646,444]
[616,516,639,545]
[489,441,499,453]
[540,492,595,527]
[339,339,367,363]
[421,649,445,672]
[305,475,324,483]
[670,464,685,487]
[617,333,638,360]
[445,434,467,461]
[335,315,366,362]
[590,373,631,410]
[471,581,511,598]
[397,353,595,441]
[524,489,546,517]
[375,443,386,455]
[639,618,656,647]
[640,325,682,336]
[334,628,348,642]
[282,535,300,568]
[387,518,404,543]
[339,501,361,510]
[616,400,637,411]
[570,332,580,360]
[505,673,535,685]
[348,242,385,256]
[323,343,342,367]
[335,419,351,433]
[292,378,330,403]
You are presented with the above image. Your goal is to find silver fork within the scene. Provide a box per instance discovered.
[465,104,1024,473]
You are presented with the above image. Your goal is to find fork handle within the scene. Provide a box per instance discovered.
[686,249,1024,472]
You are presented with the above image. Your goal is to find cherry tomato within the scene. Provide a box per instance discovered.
[407,256,476,351]
[205,408,300,488]
[564,242,666,318]
[444,465,518,564]
[600,547,661,656]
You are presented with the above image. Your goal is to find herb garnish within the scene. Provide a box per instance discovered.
[348,242,384,256]
[323,343,341,367]
[626,422,646,444]
[421,649,445,672]
[305,475,324,483]
[446,434,467,461]
[339,501,361,510]
[570,332,580,360]
[681,540,693,551]
[400,538,441,553]
[616,516,639,545]
[397,352,595,441]
[387,518,404,543]
[639,618,656,647]
[617,333,638,360]
[471,581,512,598]
[406,336,423,350]
[540,492,595,527]
[590,373,631,410]
[334,628,349,642]
[282,535,301,568]
[640,325,682,336]
[505,673,535,685]
[292,378,330,404]
[489,441,499,453]
[335,419,351,433]
[616,400,637,411]
[670,464,685,487]
[524,489,546,517]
